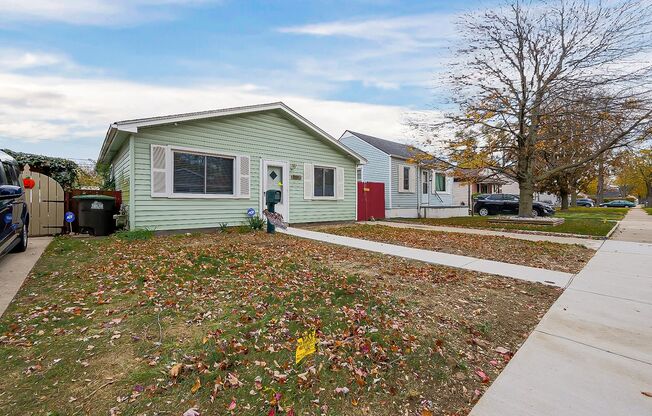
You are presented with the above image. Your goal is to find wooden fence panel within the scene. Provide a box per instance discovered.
[22,166,65,236]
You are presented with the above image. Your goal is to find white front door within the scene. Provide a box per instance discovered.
[421,170,429,205]
[262,161,289,221]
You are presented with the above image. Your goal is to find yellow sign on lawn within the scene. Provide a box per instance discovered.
[295,329,317,364]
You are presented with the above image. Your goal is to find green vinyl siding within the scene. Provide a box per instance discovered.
[128,110,357,230]
[112,141,131,203]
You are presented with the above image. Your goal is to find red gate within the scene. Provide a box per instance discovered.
[357,182,385,221]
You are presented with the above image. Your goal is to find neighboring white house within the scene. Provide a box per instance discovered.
[452,168,561,207]
[339,131,467,218]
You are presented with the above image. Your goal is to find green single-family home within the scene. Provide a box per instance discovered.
[97,102,365,231]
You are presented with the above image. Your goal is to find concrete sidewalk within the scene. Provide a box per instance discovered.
[368,220,604,250]
[469,238,652,416]
[610,207,652,243]
[0,237,52,317]
[282,227,573,287]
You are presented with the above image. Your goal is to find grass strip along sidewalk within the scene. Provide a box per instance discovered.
[315,224,594,274]
[394,207,627,237]
[0,231,559,415]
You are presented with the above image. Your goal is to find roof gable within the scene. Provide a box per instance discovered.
[343,130,428,160]
[99,103,365,164]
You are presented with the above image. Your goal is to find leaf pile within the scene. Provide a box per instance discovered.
[0,231,559,415]
[316,224,594,273]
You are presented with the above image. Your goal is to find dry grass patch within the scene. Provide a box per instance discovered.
[314,224,594,273]
[0,231,559,415]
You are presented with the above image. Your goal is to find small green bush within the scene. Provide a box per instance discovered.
[246,215,266,231]
[114,229,154,241]
[218,223,228,232]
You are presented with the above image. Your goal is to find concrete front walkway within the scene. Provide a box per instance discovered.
[282,227,573,287]
[367,220,604,250]
[0,237,52,317]
[610,207,652,243]
[470,241,652,413]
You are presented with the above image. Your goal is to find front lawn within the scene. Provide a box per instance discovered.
[0,231,559,415]
[314,224,594,273]
[645,207,652,215]
[394,207,627,237]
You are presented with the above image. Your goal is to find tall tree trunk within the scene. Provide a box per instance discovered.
[518,178,535,217]
[647,183,652,207]
[597,158,605,204]
[570,187,577,207]
[560,189,569,210]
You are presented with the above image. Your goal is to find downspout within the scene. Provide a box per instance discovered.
[417,164,422,218]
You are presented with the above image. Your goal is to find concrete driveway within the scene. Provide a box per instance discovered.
[0,236,52,317]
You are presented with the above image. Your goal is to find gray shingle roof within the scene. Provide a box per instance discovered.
[346,131,428,159]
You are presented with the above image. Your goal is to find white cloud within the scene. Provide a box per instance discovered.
[0,48,75,71]
[0,59,444,158]
[279,13,458,50]
[277,12,463,93]
[0,0,219,26]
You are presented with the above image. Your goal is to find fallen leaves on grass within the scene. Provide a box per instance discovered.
[0,231,560,415]
[316,224,594,273]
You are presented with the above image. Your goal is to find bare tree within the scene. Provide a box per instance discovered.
[437,0,652,216]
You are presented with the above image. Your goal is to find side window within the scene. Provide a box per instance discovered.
[0,162,6,185]
[488,194,503,201]
[1,162,19,186]
[403,166,410,191]
[314,166,335,197]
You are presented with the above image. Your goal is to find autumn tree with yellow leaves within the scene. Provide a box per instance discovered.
[422,0,652,216]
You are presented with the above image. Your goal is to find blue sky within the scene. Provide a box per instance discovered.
[0,0,487,160]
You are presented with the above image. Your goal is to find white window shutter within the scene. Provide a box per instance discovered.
[408,166,416,193]
[150,144,168,197]
[238,155,250,198]
[304,163,314,200]
[398,165,405,192]
[336,167,345,200]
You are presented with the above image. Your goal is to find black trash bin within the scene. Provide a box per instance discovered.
[73,194,116,236]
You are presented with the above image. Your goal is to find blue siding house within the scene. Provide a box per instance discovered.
[339,131,467,218]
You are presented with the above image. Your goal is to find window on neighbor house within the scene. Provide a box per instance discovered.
[356,167,363,182]
[173,151,234,195]
[314,166,335,197]
[403,166,410,191]
[434,173,446,192]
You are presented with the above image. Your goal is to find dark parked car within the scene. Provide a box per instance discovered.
[599,200,636,208]
[576,198,595,207]
[474,193,555,217]
[0,150,29,257]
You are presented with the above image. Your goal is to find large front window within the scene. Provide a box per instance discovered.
[173,151,234,195]
[314,166,335,197]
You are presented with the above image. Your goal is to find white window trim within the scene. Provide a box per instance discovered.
[312,164,338,200]
[167,145,244,199]
[398,164,415,193]
[432,171,450,194]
